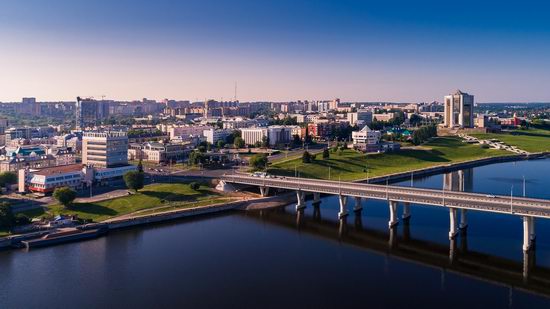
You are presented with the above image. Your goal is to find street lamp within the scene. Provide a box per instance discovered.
[510,185,514,213]
[523,175,526,197]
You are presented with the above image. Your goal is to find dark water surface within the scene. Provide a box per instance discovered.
[1,158,550,308]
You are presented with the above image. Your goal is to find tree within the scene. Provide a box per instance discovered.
[0,202,14,230]
[0,172,17,188]
[137,160,144,173]
[217,140,226,149]
[189,182,200,190]
[234,136,245,148]
[322,148,330,159]
[261,136,269,148]
[53,187,77,208]
[124,171,144,192]
[188,151,204,165]
[249,154,268,171]
[302,151,312,163]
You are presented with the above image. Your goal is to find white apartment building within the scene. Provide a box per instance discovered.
[82,131,128,168]
[167,125,211,140]
[240,128,268,146]
[203,128,231,144]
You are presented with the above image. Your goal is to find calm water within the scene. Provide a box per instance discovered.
[1,158,550,308]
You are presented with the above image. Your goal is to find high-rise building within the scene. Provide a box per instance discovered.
[444,90,474,128]
[82,131,128,168]
[76,97,110,129]
[347,109,373,126]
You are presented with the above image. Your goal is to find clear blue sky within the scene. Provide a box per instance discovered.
[1,0,550,102]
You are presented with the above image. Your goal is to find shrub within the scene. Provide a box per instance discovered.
[15,213,31,225]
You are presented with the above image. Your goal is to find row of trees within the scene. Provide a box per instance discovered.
[411,124,437,145]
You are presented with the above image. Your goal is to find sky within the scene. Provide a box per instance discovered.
[1,0,550,103]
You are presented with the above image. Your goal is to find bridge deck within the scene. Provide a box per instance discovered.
[222,174,550,218]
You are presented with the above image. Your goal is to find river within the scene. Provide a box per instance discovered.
[1,158,550,308]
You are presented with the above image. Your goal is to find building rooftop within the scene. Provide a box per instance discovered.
[34,164,84,176]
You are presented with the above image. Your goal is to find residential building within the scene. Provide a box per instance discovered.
[347,109,373,126]
[203,128,231,144]
[0,154,57,173]
[76,97,110,129]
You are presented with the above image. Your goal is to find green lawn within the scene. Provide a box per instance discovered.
[25,183,227,222]
[470,128,550,153]
[0,229,9,237]
[269,137,508,181]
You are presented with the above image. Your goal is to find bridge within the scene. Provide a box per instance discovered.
[220,174,550,252]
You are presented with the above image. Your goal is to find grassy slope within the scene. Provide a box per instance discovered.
[269,137,508,181]
[470,128,550,153]
[25,183,227,222]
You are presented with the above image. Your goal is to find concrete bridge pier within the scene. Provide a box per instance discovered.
[402,202,411,221]
[388,201,399,228]
[459,209,468,230]
[523,216,536,252]
[338,195,348,218]
[312,192,321,205]
[389,226,398,249]
[295,191,306,211]
[449,208,458,239]
[260,186,270,197]
[353,197,363,212]
[339,217,348,238]
[523,249,536,283]
[449,237,457,265]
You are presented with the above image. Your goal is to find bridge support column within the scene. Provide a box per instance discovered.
[353,197,362,212]
[295,191,306,211]
[459,209,468,230]
[402,202,411,221]
[449,208,458,239]
[388,201,398,228]
[338,195,348,218]
[313,192,321,205]
[260,186,270,197]
[523,216,536,252]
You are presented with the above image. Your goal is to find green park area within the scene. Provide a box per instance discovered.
[470,128,550,153]
[23,183,235,222]
[269,137,509,181]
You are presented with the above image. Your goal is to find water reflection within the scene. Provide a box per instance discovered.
[244,207,550,298]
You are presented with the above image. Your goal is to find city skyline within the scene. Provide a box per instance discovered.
[2,0,550,103]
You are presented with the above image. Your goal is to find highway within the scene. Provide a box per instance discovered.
[221,174,550,218]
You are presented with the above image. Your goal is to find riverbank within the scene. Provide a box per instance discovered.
[269,137,512,181]
[361,152,547,184]
[0,193,295,249]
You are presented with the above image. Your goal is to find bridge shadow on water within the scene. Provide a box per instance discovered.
[241,206,550,300]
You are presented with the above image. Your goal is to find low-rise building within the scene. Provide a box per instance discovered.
[241,128,268,146]
[352,125,382,152]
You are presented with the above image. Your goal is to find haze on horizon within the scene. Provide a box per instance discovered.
[1,0,550,103]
